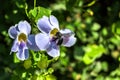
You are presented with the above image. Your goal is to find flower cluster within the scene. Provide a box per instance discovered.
[8,15,76,60]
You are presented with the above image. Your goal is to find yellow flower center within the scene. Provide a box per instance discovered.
[18,33,27,42]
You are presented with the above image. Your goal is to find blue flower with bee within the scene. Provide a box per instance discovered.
[35,15,76,57]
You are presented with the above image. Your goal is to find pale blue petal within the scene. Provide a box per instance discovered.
[18,21,31,34]
[16,49,29,61]
[37,16,51,33]
[27,35,39,51]
[60,29,74,38]
[8,25,18,39]
[49,15,59,30]
[16,42,29,60]
[11,39,19,53]
[47,41,60,57]
[62,35,76,47]
[35,33,50,50]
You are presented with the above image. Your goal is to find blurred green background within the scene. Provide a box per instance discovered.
[0,0,120,80]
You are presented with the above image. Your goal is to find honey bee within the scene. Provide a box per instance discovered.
[51,28,74,45]
[55,32,63,45]
[55,31,74,45]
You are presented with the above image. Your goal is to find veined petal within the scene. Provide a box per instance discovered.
[16,42,29,60]
[11,39,19,53]
[18,21,31,35]
[27,35,39,51]
[16,49,29,61]
[8,25,18,39]
[47,41,60,57]
[62,35,76,47]
[49,15,59,30]
[37,16,51,33]
[35,33,50,50]
[60,29,74,38]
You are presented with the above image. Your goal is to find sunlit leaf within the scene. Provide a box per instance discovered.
[22,72,26,78]
[48,68,54,74]
[45,75,56,80]
[83,44,105,65]
[28,6,51,23]
[91,22,101,31]
[83,55,93,65]
[14,53,20,63]
[31,51,41,61]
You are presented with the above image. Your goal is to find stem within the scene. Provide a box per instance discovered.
[48,57,59,64]
[34,0,36,8]
[25,3,29,17]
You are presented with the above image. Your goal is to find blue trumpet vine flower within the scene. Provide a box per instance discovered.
[8,21,39,60]
[35,15,76,57]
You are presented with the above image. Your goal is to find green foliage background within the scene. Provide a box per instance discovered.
[0,0,120,80]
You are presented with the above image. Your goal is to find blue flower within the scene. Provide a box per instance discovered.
[35,15,76,57]
[8,21,39,60]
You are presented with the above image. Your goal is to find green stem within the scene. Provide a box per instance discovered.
[48,57,59,64]
[25,3,29,17]
[34,0,36,8]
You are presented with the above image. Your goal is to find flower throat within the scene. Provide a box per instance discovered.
[18,33,27,42]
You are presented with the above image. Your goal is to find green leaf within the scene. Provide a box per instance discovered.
[93,62,102,73]
[92,32,99,39]
[102,28,108,36]
[101,61,108,72]
[48,68,54,74]
[37,54,48,69]
[31,51,41,61]
[28,6,51,23]
[91,22,101,31]
[83,44,105,65]
[23,59,32,69]
[45,75,56,80]
[14,53,20,63]
[112,21,120,35]
[110,37,120,45]
[83,55,93,65]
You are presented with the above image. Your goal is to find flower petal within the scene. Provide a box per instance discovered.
[37,16,51,33]
[11,39,19,53]
[60,29,74,38]
[49,15,59,30]
[35,33,50,50]
[16,42,29,60]
[62,35,76,47]
[16,49,29,61]
[8,25,18,39]
[18,21,31,35]
[27,35,39,51]
[47,41,60,57]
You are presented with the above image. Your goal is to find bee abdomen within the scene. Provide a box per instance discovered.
[57,38,63,45]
